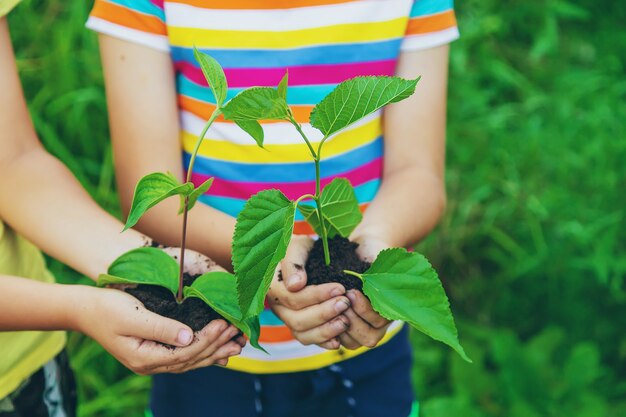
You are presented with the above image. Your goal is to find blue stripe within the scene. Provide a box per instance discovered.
[170,39,402,69]
[409,0,454,17]
[177,74,334,105]
[184,137,383,183]
[198,179,380,219]
[107,0,164,20]
[260,310,284,326]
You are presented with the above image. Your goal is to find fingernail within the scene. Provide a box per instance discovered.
[330,287,345,297]
[334,317,349,331]
[346,291,357,304]
[177,329,193,345]
[335,299,349,313]
[287,275,301,287]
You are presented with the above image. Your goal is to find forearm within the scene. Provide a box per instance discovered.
[351,45,450,248]
[0,148,146,280]
[132,197,235,269]
[0,275,89,331]
[351,169,445,248]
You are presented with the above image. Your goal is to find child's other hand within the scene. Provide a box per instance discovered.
[337,235,391,350]
[75,287,244,375]
[267,235,350,350]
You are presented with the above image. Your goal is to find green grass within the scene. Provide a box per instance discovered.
[8,0,626,416]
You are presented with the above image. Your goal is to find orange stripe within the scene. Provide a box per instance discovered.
[178,95,312,124]
[91,1,166,36]
[406,9,457,35]
[169,0,358,10]
[259,325,295,343]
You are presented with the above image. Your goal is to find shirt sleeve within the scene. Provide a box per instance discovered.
[401,0,460,51]
[0,0,22,18]
[86,0,169,52]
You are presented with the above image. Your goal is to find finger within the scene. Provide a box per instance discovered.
[272,281,345,310]
[128,307,195,347]
[343,308,387,348]
[234,335,247,347]
[178,341,243,373]
[346,290,390,329]
[318,338,340,350]
[294,315,349,345]
[282,236,314,292]
[275,296,350,332]
[135,320,232,371]
[338,333,362,350]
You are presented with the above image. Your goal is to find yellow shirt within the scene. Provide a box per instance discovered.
[0,0,20,18]
[0,1,65,399]
[0,220,66,399]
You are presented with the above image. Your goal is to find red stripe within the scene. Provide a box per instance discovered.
[176,60,396,88]
[189,158,381,200]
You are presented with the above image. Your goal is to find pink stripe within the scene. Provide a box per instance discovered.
[176,60,396,88]
[150,0,164,9]
[189,158,382,200]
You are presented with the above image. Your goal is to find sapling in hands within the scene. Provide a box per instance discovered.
[97,49,267,350]
[219,59,470,361]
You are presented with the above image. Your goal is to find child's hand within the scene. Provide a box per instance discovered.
[337,235,391,350]
[267,235,350,350]
[75,286,244,375]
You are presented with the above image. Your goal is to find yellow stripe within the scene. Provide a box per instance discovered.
[225,324,403,374]
[184,118,382,163]
[169,18,407,49]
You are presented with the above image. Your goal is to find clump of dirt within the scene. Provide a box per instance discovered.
[126,273,223,332]
[305,236,370,291]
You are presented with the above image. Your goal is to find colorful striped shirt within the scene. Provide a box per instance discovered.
[87,0,458,374]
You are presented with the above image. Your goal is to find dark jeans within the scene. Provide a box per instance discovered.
[151,326,415,417]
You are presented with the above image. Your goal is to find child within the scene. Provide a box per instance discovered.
[0,9,244,416]
[88,0,458,415]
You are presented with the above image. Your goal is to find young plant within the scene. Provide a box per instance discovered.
[96,48,272,350]
[219,63,470,361]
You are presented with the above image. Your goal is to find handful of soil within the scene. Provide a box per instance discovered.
[126,273,223,332]
[305,236,370,291]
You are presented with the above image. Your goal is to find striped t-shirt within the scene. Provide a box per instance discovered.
[87,0,458,374]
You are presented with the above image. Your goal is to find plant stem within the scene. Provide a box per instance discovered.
[176,108,221,302]
[314,156,331,265]
[176,196,190,302]
[343,269,364,281]
[186,109,222,183]
[287,114,331,264]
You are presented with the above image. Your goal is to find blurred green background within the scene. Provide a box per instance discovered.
[7,0,626,416]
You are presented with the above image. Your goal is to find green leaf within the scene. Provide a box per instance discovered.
[184,177,214,213]
[97,247,179,295]
[222,87,290,123]
[124,172,193,231]
[361,248,471,362]
[193,47,228,108]
[184,271,266,352]
[310,76,419,138]
[278,71,288,100]
[234,120,265,148]
[232,190,295,318]
[297,178,362,238]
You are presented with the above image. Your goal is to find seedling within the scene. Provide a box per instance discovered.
[96,48,273,350]
[218,58,470,361]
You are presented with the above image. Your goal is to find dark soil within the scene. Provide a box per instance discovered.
[126,273,223,332]
[305,236,370,291]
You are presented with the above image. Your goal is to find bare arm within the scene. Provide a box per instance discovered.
[337,45,451,350]
[0,19,146,280]
[98,35,235,268]
[351,44,450,252]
